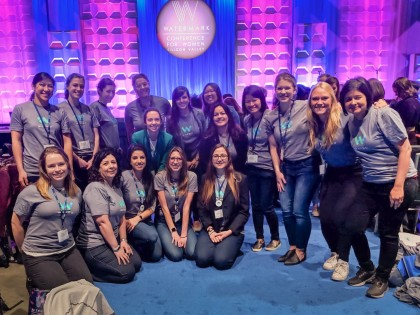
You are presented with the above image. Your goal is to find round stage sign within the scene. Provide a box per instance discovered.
[157,0,216,59]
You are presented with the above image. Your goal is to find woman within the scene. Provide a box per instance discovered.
[342,78,418,298]
[77,148,141,283]
[392,77,420,144]
[198,103,248,174]
[202,83,241,125]
[58,73,100,190]
[125,73,171,139]
[307,82,374,282]
[11,146,92,290]
[266,72,321,265]
[10,72,73,186]
[121,145,162,262]
[195,144,249,270]
[154,147,197,261]
[131,108,174,173]
[242,85,280,252]
[167,86,206,232]
[90,78,120,150]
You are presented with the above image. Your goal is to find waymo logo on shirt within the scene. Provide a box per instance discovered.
[37,116,49,125]
[280,121,292,130]
[353,135,365,146]
[181,125,192,134]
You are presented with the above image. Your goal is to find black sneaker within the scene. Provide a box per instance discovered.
[366,277,389,298]
[347,267,375,287]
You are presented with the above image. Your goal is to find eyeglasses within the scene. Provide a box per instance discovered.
[212,154,228,160]
[170,157,182,162]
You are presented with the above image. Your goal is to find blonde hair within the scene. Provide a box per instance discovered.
[307,82,341,152]
[200,144,241,206]
[36,146,79,199]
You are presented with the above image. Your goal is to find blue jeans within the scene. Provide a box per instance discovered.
[280,157,320,250]
[129,221,162,262]
[80,243,141,283]
[247,167,279,240]
[156,222,197,262]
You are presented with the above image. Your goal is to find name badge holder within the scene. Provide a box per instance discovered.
[247,150,258,164]
[52,187,72,243]
[319,159,326,176]
[215,175,226,210]
[78,140,91,150]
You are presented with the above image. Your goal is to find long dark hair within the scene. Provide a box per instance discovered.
[89,147,122,187]
[202,83,222,117]
[340,77,373,114]
[204,103,245,140]
[127,145,155,208]
[65,73,84,99]
[241,85,268,115]
[163,146,189,197]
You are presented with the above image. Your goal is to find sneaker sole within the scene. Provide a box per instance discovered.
[348,274,375,287]
[366,287,388,299]
[331,274,348,282]
[323,265,337,271]
[265,244,281,251]
[252,247,263,252]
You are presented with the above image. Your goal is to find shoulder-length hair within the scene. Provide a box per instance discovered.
[89,147,122,187]
[393,77,418,99]
[163,146,189,197]
[65,73,84,99]
[307,82,341,152]
[202,83,222,117]
[325,76,340,99]
[127,145,155,207]
[201,144,241,206]
[368,78,385,102]
[36,146,78,199]
[204,103,245,140]
[241,85,268,115]
[340,77,373,114]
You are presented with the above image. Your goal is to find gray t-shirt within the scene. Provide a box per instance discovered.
[219,134,237,161]
[244,110,273,170]
[121,170,156,220]
[10,101,70,177]
[90,101,120,149]
[348,106,417,183]
[77,182,126,249]
[13,184,81,256]
[178,113,201,146]
[315,112,358,168]
[57,101,100,156]
[154,170,198,223]
[125,95,171,132]
[265,100,311,161]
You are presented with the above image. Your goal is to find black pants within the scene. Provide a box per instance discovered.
[23,246,92,290]
[194,230,244,270]
[363,178,418,280]
[73,154,92,192]
[320,164,372,269]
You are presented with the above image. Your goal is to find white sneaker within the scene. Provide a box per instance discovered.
[323,252,338,270]
[331,259,349,281]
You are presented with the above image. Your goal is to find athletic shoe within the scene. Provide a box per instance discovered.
[251,239,265,252]
[347,267,375,287]
[323,252,338,270]
[366,277,389,298]
[265,240,281,251]
[331,259,349,281]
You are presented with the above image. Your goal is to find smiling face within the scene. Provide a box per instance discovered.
[134,77,150,98]
[275,79,296,104]
[310,87,332,120]
[344,90,368,120]
[130,150,146,173]
[45,153,69,187]
[67,77,85,101]
[145,111,161,133]
[204,85,218,106]
[98,85,116,104]
[168,150,183,173]
[33,79,54,105]
[244,94,262,115]
[99,154,118,183]
[212,147,229,170]
[175,92,190,110]
[213,106,229,128]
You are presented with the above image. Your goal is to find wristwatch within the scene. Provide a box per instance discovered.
[171,227,176,233]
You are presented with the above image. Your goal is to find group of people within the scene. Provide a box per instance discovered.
[8,70,420,301]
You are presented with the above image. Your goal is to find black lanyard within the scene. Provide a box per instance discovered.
[51,187,70,227]
[130,171,145,203]
[250,115,263,151]
[277,101,294,150]
[33,102,52,144]
[215,176,226,200]
[67,100,85,140]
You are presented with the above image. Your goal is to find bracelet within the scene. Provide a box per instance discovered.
[208,230,215,235]
[180,236,187,238]
[112,244,120,252]
[171,227,177,233]
[121,238,127,243]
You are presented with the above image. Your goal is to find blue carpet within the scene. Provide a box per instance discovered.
[96,211,418,315]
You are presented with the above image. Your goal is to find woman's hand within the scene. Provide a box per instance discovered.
[275,171,286,192]
[78,157,88,169]
[121,241,133,256]
[171,231,183,248]
[18,169,28,187]
[86,158,93,170]
[390,185,404,209]
[114,246,130,265]
[126,217,140,233]
[210,230,232,243]
[178,236,188,248]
